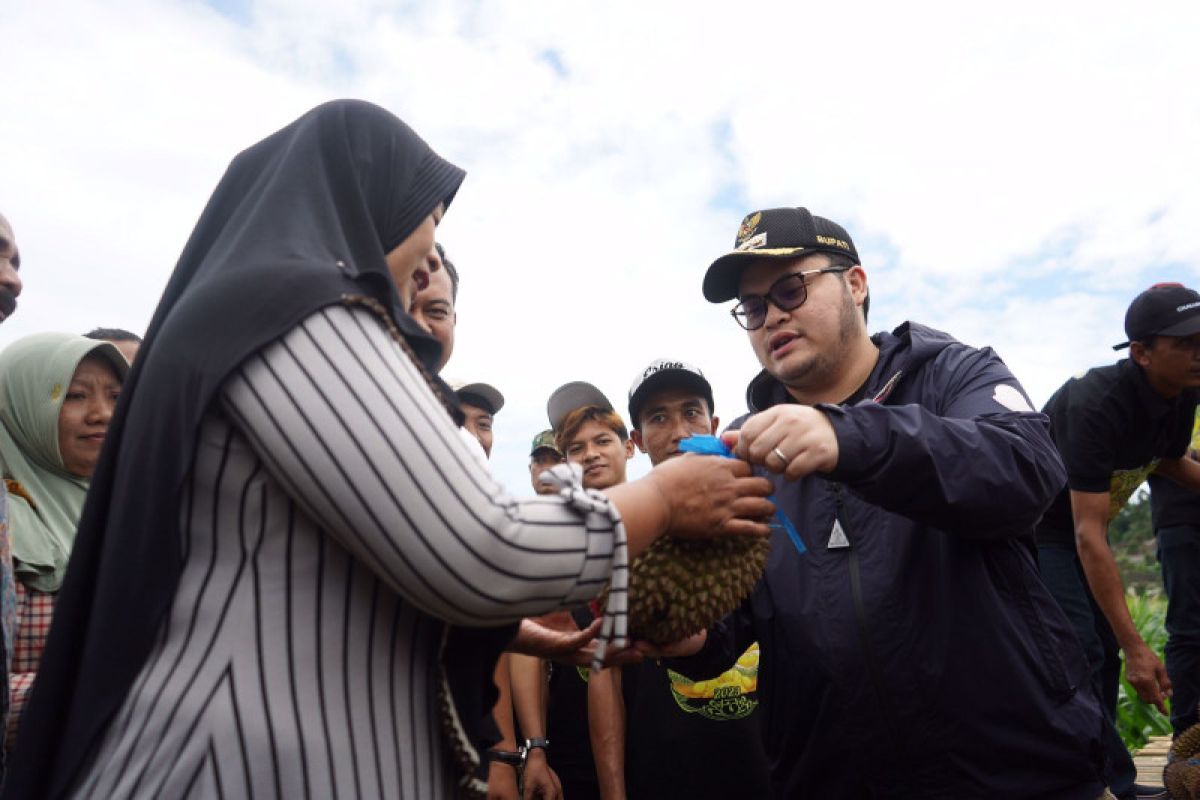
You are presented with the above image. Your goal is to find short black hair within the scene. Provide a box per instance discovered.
[85,327,142,343]
[434,243,459,301]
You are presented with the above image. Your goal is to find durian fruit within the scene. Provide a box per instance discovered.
[1184,760,1200,799]
[611,534,770,645]
[1164,719,1200,799]
[1171,721,1200,762]
[1164,760,1190,800]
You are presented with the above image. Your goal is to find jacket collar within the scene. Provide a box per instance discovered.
[746,321,953,412]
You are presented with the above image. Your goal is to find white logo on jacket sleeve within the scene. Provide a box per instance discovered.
[992,384,1034,412]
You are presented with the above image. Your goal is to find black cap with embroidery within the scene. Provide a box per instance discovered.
[627,358,714,429]
[1113,283,1200,350]
[703,207,859,303]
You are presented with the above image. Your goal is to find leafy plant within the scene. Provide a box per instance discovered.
[1116,589,1173,751]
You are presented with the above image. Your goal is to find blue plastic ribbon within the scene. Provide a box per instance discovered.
[678,434,806,555]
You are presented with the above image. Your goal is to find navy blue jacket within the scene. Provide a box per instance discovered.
[668,323,1105,799]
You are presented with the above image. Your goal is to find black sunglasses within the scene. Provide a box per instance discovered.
[730,266,851,331]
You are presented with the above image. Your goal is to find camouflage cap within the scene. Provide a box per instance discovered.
[530,429,561,457]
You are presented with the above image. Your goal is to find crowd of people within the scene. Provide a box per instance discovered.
[0,99,1195,799]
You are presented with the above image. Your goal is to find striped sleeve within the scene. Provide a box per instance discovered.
[220,304,616,626]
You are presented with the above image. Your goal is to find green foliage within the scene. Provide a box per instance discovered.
[1116,590,1173,751]
[1110,488,1152,548]
[1110,488,1163,592]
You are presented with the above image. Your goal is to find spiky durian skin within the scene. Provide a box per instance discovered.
[1183,761,1200,798]
[618,534,771,645]
[1172,722,1200,761]
[1163,721,1200,798]
[1164,759,1189,800]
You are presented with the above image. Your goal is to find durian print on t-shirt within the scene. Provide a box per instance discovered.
[666,642,760,721]
[1107,463,1159,520]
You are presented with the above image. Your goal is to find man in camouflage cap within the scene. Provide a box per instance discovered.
[528,429,564,495]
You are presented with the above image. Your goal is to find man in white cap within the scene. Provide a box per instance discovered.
[623,359,770,799]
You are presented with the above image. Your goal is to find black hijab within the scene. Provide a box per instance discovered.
[5,100,467,798]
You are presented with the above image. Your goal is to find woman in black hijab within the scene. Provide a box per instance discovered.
[5,101,771,799]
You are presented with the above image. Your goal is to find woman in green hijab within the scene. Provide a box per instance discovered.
[0,332,128,747]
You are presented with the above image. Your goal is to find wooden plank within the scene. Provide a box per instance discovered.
[1132,735,1173,789]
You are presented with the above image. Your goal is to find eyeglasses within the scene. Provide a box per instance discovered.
[729,266,851,331]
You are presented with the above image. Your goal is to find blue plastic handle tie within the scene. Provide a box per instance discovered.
[678,434,806,555]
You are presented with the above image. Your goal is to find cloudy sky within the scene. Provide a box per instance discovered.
[3,0,1199,493]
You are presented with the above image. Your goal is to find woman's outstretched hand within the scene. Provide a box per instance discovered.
[644,453,774,538]
[507,612,643,668]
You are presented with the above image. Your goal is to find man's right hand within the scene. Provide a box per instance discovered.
[1124,640,1172,714]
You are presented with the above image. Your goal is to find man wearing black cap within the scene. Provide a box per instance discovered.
[1149,409,1200,741]
[658,207,1106,798]
[1036,283,1200,799]
[453,381,504,458]
[623,359,770,800]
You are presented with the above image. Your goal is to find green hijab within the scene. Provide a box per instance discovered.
[0,333,129,592]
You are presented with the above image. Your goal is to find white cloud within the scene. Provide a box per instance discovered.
[2,0,1199,495]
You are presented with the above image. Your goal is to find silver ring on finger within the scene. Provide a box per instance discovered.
[771,446,789,467]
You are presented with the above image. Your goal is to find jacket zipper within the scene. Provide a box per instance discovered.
[834,483,910,778]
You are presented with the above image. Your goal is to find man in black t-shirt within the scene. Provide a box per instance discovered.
[1149,408,1200,737]
[1036,283,1200,800]
[622,359,770,800]
[541,382,638,800]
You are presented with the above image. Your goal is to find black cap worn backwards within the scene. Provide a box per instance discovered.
[1113,283,1200,350]
[703,207,860,303]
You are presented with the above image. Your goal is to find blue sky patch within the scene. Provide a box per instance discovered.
[539,49,568,78]
[708,118,747,213]
[203,0,253,25]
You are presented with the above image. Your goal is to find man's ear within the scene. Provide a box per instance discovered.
[846,265,869,306]
[1130,341,1152,369]
[630,429,646,454]
[709,416,720,435]
[624,438,636,459]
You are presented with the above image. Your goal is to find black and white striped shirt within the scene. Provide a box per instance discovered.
[72,305,619,799]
